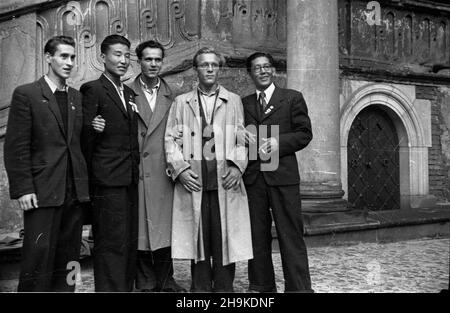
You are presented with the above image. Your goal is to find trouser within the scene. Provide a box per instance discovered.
[246,173,312,292]
[190,191,235,292]
[136,247,176,290]
[91,184,138,292]
[18,185,83,292]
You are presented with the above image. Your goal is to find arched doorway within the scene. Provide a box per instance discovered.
[347,106,400,211]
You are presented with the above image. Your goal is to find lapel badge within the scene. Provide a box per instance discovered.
[71,105,76,110]
[265,105,274,115]
[129,101,139,113]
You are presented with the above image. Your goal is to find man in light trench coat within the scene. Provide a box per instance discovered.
[165,47,253,292]
[127,40,184,292]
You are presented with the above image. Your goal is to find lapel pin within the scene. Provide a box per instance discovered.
[129,102,139,113]
[71,106,76,110]
[265,106,274,114]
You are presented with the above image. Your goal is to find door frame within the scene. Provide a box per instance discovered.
[340,83,432,210]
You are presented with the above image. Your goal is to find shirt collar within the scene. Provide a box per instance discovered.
[198,84,220,97]
[103,74,124,92]
[140,76,160,94]
[256,83,275,101]
[44,75,68,93]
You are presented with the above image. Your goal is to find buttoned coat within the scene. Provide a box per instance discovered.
[242,86,312,186]
[164,86,253,265]
[128,75,175,251]
[80,75,140,187]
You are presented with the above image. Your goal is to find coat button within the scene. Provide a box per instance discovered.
[190,154,194,159]
[143,152,149,158]
[141,132,146,137]
[191,131,195,136]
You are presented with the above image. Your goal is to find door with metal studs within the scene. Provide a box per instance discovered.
[348,106,400,211]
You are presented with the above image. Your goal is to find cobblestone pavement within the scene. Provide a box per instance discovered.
[74,237,449,293]
[2,237,449,293]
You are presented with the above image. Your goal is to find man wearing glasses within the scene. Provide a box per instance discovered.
[242,52,313,292]
[165,47,253,292]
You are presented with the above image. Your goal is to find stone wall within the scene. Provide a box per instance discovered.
[414,85,450,201]
[431,87,450,200]
[1,0,450,233]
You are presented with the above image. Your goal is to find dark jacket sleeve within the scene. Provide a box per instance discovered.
[278,91,313,157]
[4,87,35,199]
[80,83,99,176]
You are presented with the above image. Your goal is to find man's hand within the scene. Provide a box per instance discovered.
[242,128,257,145]
[222,166,242,190]
[237,126,257,145]
[18,193,38,211]
[92,115,106,133]
[259,137,279,155]
[178,169,202,192]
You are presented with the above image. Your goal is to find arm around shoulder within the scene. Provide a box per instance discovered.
[164,97,190,181]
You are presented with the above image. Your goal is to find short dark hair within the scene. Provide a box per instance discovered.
[246,52,275,73]
[193,47,225,68]
[135,40,165,60]
[100,34,131,54]
[44,36,75,56]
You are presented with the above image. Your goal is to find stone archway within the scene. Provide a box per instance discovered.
[340,83,432,209]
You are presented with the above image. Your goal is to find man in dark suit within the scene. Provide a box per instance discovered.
[4,36,90,292]
[128,40,184,292]
[242,52,313,292]
[80,34,140,292]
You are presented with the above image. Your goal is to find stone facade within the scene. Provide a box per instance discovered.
[0,0,449,233]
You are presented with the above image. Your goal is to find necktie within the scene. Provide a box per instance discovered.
[259,91,267,111]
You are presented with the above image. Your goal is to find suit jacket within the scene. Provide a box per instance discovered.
[242,86,313,186]
[4,77,90,207]
[127,75,175,251]
[80,74,139,187]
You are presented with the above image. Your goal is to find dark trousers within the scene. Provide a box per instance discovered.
[246,173,312,292]
[136,247,176,290]
[191,191,235,292]
[91,184,138,292]
[17,187,83,292]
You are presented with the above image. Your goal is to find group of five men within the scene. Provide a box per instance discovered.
[4,34,313,293]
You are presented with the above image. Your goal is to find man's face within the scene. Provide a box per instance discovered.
[45,44,76,80]
[195,53,220,89]
[101,43,130,77]
[138,47,163,79]
[249,56,275,91]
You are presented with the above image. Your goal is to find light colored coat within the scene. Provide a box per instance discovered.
[164,85,253,265]
[128,75,174,251]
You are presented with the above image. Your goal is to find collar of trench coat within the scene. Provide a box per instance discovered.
[185,85,231,119]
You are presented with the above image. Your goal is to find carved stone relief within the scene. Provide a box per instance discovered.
[339,0,450,68]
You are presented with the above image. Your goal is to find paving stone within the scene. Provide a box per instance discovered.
[1,238,448,293]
